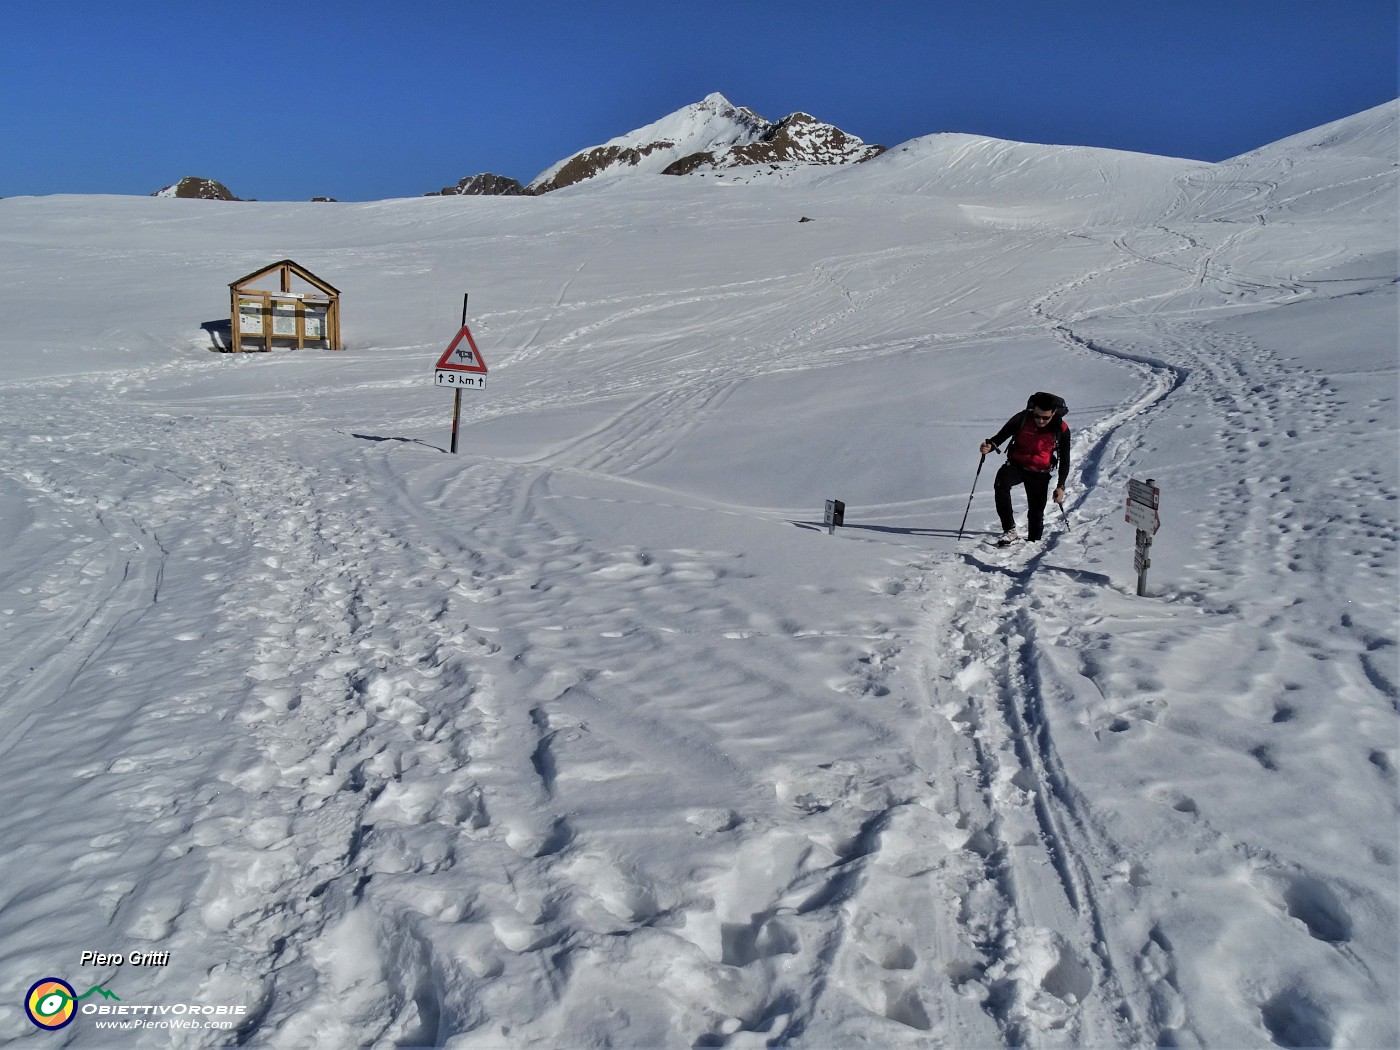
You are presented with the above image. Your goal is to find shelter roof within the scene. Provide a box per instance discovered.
[230,259,340,297]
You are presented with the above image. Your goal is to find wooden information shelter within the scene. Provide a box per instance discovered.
[229,259,342,352]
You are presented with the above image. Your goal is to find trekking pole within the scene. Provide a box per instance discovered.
[957,445,998,541]
[1058,499,1071,531]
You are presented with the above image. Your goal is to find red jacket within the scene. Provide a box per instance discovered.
[988,412,1071,485]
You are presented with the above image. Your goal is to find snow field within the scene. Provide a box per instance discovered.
[0,101,1395,1048]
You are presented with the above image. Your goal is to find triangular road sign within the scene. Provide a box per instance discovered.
[436,325,488,373]
[435,325,488,389]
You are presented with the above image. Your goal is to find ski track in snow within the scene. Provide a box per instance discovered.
[0,105,1395,1049]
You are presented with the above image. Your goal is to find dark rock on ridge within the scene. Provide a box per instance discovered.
[152,177,239,200]
[428,173,529,197]
[663,113,884,175]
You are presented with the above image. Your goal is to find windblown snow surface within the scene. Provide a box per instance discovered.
[0,101,1396,1049]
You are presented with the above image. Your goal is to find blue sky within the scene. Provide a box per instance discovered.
[2,0,1395,201]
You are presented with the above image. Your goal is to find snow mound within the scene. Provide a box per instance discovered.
[1227,99,1399,163]
[828,132,1208,226]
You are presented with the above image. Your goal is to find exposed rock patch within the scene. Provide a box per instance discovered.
[427,173,529,197]
[152,177,239,200]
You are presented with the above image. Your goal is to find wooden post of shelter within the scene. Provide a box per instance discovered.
[228,259,341,352]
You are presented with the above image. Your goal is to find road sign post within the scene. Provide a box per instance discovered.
[435,294,489,453]
[450,387,463,454]
[1125,477,1160,596]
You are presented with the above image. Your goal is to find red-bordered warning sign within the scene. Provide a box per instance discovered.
[434,325,488,388]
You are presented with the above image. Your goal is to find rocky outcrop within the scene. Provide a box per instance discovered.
[663,112,884,175]
[152,177,239,200]
[427,173,529,197]
[529,141,681,194]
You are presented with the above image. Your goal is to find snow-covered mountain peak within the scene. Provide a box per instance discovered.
[527,93,768,193]
[527,94,879,193]
[599,93,767,154]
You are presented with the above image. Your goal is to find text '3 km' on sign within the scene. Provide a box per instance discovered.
[435,325,488,389]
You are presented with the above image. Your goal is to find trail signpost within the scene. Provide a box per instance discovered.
[436,294,489,454]
[1125,477,1160,596]
[824,499,845,535]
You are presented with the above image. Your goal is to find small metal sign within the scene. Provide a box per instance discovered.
[1134,532,1152,572]
[435,326,488,389]
[1128,478,1160,508]
[824,499,845,535]
[1125,476,1161,534]
[1135,528,1153,573]
[1125,498,1159,532]
[436,369,485,389]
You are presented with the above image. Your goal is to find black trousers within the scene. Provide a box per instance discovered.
[994,462,1052,540]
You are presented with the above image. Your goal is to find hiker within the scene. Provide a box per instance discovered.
[979,392,1070,545]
